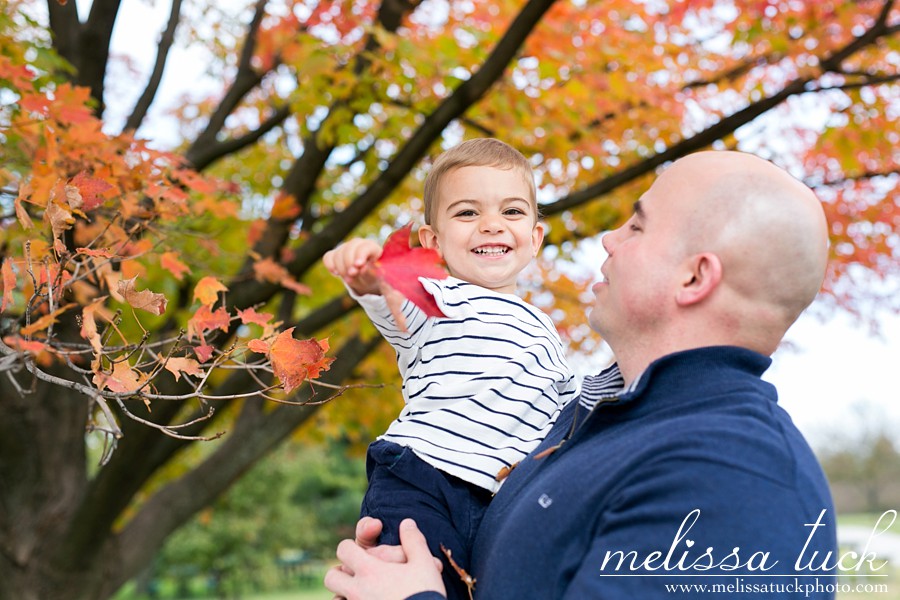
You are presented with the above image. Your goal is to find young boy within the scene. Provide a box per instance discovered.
[323,138,578,600]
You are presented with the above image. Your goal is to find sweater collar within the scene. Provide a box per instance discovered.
[585,346,773,418]
[627,345,771,397]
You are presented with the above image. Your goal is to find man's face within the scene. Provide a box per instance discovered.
[419,165,544,294]
[588,169,688,341]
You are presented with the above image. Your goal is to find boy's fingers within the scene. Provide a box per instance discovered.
[355,516,383,549]
[381,283,408,332]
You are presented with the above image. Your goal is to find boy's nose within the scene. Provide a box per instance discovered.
[480,215,505,233]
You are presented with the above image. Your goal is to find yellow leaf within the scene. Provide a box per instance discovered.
[164,357,203,382]
[193,276,228,306]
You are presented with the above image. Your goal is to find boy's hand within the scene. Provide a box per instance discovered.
[324,239,411,332]
[323,239,383,296]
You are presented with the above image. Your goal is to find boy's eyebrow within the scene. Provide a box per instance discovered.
[633,200,646,220]
[444,197,531,210]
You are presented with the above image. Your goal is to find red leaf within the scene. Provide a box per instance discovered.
[70,171,114,211]
[194,345,214,363]
[372,224,448,318]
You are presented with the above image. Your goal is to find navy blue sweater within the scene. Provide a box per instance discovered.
[413,346,838,599]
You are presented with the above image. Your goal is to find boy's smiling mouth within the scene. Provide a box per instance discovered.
[473,245,511,256]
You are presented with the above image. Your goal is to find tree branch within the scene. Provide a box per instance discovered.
[123,0,184,133]
[78,0,124,115]
[46,0,81,67]
[225,0,559,312]
[184,0,269,168]
[102,334,381,596]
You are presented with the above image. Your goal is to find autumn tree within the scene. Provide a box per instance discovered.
[1,0,898,598]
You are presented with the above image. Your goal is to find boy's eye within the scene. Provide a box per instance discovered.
[454,209,477,217]
[504,208,526,216]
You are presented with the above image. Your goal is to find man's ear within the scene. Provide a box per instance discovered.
[418,225,440,252]
[676,253,722,306]
[531,222,546,257]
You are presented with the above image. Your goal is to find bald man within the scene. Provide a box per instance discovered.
[326,151,838,600]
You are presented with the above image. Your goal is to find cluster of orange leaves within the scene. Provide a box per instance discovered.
[0,51,334,400]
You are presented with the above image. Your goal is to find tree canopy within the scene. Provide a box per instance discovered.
[1,0,898,598]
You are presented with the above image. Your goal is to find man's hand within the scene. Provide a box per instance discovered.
[324,519,446,600]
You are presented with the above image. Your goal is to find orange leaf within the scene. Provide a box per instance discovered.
[45,198,75,240]
[117,277,167,315]
[188,305,231,338]
[270,191,301,220]
[194,276,228,306]
[164,357,203,381]
[247,338,270,353]
[373,224,448,318]
[93,360,147,397]
[269,328,333,393]
[253,258,312,295]
[20,304,75,336]
[160,251,190,280]
[239,307,274,327]
[77,248,115,258]
[1,260,17,312]
[14,197,34,229]
[3,336,49,355]
[80,299,106,354]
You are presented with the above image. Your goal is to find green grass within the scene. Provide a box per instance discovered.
[837,512,900,600]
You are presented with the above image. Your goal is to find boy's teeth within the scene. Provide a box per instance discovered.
[474,246,509,256]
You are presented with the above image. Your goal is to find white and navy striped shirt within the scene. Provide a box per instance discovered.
[353,277,579,493]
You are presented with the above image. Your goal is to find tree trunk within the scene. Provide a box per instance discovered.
[0,376,91,600]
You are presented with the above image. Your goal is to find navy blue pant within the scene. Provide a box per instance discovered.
[361,440,492,600]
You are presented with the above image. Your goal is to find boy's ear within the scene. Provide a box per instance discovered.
[531,222,546,257]
[418,225,440,252]
[675,252,722,306]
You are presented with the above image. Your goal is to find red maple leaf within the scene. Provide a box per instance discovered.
[372,224,448,318]
[70,171,115,211]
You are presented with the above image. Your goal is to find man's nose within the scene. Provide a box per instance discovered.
[600,229,617,254]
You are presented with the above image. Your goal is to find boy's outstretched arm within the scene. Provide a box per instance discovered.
[323,238,411,332]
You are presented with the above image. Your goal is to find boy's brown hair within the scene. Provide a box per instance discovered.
[422,138,537,226]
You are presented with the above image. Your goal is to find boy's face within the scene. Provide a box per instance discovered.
[418,165,544,294]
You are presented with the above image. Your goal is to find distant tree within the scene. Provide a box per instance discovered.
[1,1,898,598]
[818,402,900,513]
[148,442,365,597]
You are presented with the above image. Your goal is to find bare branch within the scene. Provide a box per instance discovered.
[185,0,270,167]
[123,0,184,132]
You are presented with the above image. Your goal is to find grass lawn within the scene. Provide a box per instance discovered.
[837,511,899,600]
